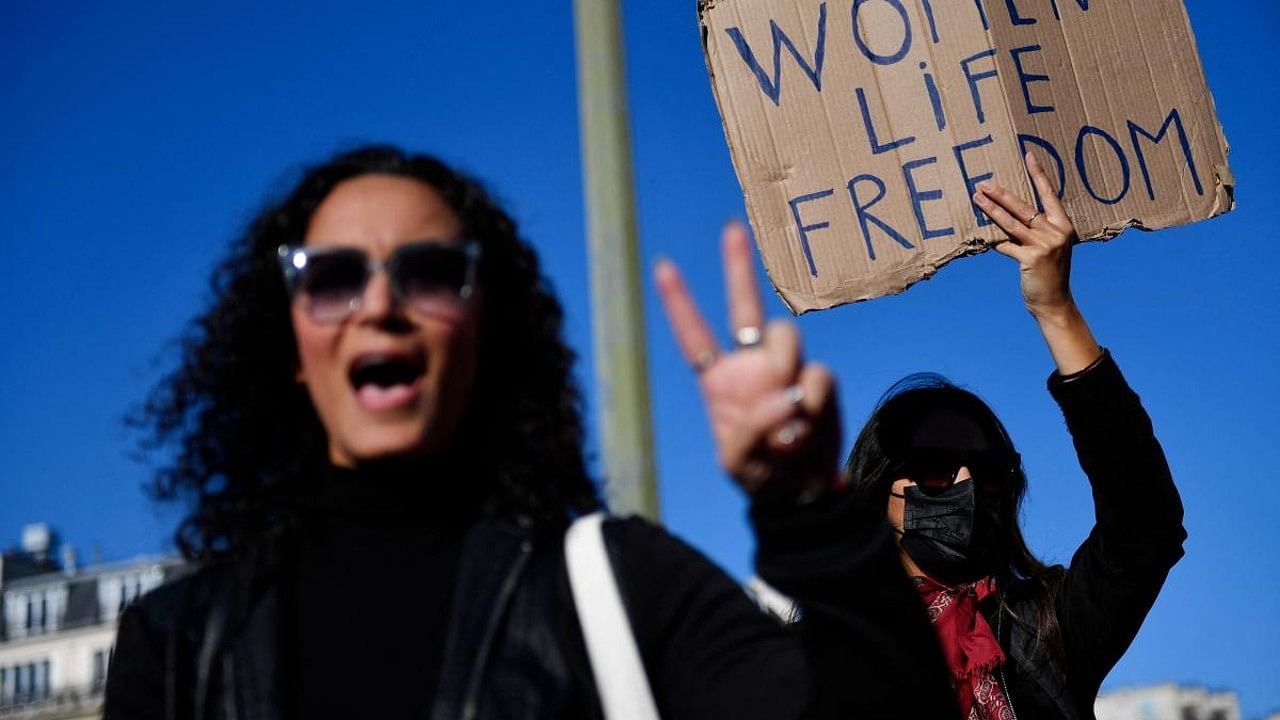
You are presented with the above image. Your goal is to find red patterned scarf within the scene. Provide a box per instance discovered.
[914,576,1014,720]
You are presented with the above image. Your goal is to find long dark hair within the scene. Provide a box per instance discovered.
[134,145,600,561]
[844,373,1062,657]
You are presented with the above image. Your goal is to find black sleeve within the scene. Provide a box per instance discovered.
[103,603,167,720]
[609,503,958,720]
[103,568,207,720]
[607,517,813,720]
[1047,351,1187,703]
[752,491,960,719]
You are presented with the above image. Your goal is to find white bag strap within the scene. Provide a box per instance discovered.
[564,512,661,720]
[744,575,801,625]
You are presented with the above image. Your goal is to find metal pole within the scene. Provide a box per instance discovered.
[572,0,659,520]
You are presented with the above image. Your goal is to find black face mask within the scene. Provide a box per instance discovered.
[894,480,1002,585]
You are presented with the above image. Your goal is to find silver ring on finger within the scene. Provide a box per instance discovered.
[784,385,805,407]
[777,424,798,446]
[1026,211,1043,226]
[734,325,763,349]
[776,419,806,447]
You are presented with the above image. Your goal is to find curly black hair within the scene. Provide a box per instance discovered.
[134,145,600,561]
[844,373,1063,659]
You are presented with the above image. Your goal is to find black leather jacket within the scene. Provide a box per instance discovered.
[106,500,959,719]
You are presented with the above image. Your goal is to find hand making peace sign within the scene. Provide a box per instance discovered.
[655,223,841,499]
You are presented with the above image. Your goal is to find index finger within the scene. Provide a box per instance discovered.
[723,222,765,336]
[655,259,721,366]
[1025,152,1068,223]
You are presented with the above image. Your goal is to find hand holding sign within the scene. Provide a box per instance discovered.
[975,152,1103,376]
[976,152,1077,318]
[655,224,840,498]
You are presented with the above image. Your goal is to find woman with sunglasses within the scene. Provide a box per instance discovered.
[841,154,1187,720]
[106,145,956,719]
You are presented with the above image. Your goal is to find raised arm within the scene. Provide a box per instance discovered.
[974,154,1186,703]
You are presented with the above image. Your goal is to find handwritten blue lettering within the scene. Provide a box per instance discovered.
[852,0,912,66]
[856,87,917,154]
[961,50,999,125]
[953,135,996,226]
[1010,45,1054,115]
[788,189,835,276]
[1128,108,1203,200]
[725,3,827,106]
[903,157,955,240]
[1076,125,1132,205]
[847,174,914,261]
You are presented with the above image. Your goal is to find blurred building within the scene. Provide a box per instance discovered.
[0,524,183,719]
[1096,683,1241,720]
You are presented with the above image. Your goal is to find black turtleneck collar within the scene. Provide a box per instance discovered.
[304,453,490,527]
[288,453,482,718]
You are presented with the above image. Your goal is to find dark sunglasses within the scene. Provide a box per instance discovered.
[277,241,480,324]
[894,448,1020,496]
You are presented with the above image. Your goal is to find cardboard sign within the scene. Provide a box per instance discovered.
[700,0,1234,313]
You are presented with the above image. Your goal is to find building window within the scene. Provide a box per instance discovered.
[18,591,54,635]
[0,662,50,704]
[92,650,107,691]
[13,664,24,702]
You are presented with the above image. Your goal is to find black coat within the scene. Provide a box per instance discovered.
[980,353,1186,720]
[105,485,959,719]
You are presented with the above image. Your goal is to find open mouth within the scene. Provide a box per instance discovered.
[348,352,426,411]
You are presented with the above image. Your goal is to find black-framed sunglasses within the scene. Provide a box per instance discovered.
[894,448,1020,496]
[277,241,481,324]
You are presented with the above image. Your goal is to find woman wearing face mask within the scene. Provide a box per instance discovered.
[844,154,1187,720]
[106,145,957,719]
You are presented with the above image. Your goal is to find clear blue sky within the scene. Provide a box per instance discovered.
[2,1,1276,716]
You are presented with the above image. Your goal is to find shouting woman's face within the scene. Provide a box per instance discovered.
[290,174,482,467]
